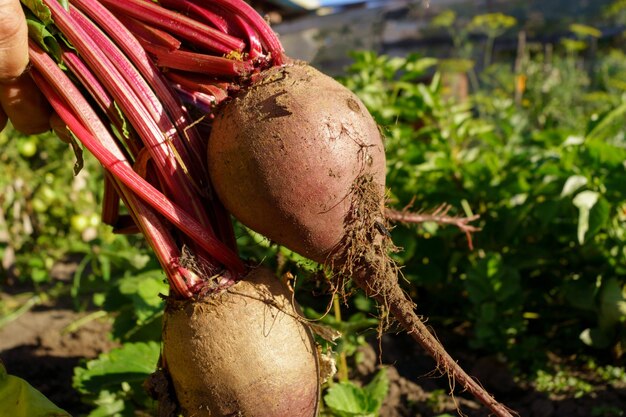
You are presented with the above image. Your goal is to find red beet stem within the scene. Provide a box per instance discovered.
[98,0,244,54]
[141,41,253,76]
[71,0,239,249]
[116,14,182,51]
[194,0,285,65]
[52,0,226,258]
[29,41,245,277]
[33,65,196,298]
[158,0,232,34]
[62,51,134,153]
[166,72,229,103]
[233,14,263,60]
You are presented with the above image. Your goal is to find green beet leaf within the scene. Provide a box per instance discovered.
[0,363,71,417]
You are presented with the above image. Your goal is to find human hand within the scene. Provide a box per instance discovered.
[0,0,52,134]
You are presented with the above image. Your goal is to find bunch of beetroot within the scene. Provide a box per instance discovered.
[21,0,514,416]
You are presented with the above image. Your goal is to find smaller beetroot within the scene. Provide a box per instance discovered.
[162,267,320,417]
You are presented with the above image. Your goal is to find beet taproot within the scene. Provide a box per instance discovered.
[208,63,386,263]
[162,266,320,417]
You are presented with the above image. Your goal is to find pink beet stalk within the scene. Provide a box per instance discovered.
[45,0,226,262]
[195,0,285,64]
[70,8,200,180]
[116,14,182,51]
[98,0,245,54]
[62,51,140,155]
[70,0,238,247]
[233,14,263,59]
[158,0,232,34]
[32,61,195,298]
[140,42,253,76]
[29,41,245,277]
[166,72,229,103]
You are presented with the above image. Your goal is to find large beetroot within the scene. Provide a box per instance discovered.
[209,63,386,263]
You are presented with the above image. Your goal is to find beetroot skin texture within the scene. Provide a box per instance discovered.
[208,63,386,262]
[163,267,320,417]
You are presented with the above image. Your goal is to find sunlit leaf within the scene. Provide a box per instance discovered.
[586,102,626,141]
[598,278,626,330]
[431,10,456,28]
[570,23,602,38]
[0,363,70,417]
[21,0,53,26]
[561,175,588,197]
[73,341,159,394]
[363,369,389,411]
[573,190,600,244]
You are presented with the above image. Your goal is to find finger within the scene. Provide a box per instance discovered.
[0,0,29,81]
[0,73,52,134]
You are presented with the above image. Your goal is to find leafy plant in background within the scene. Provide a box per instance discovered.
[342,11,626,366]
[323,368,389,417]
[71,270,168,415]
[0,127,155,308]
[468,13,517,67]
[73,342,160,416]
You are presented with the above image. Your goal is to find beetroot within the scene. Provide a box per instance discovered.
[162,266,320,417]
[209,63,386,263]
[25,0,513,414]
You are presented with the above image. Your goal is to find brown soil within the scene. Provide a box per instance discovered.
[354,333,626,417]
[0,293,118,415]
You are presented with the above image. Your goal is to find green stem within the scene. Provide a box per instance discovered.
[333,294,349,382]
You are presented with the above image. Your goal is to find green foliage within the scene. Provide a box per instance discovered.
[569,23,602,39]
[0,363,70,417]
[468,13,517,37]
[103,270,167,342]
[465,253,524,350]
[342,34,626,361]
[0,127,153,305]
[323,368,389,417]
[534,369,594,398]
[306,305,379,359]
[0,126,162,414]
[73,342,160,416]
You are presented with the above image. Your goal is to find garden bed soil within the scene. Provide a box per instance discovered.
[0,293,118,415]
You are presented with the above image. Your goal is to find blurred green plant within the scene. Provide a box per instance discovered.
[323,368,389,417]
[73,342,160,416]
[342,34,626,362]
[0,127,154,309]
[468,13,517,67]
[534,368,594,398]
